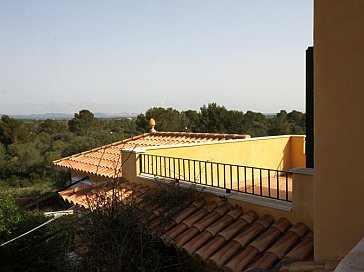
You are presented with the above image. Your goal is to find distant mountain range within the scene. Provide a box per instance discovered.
[0,112,279,120]
[0,112,138,120]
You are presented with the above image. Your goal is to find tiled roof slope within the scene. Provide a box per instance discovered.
[53,132,250,178]
[59,180,313,272]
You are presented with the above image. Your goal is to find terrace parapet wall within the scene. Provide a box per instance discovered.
[120,136,314,229]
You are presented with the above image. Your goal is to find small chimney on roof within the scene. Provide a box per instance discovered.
[149,118,156,133]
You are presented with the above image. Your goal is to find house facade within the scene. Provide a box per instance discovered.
[54,1,364,271]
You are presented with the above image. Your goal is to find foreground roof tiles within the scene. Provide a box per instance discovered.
[53,132,250,178]
[279,260,340,272]
[59,180,313,272]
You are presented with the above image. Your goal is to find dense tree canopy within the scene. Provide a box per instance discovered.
[68,109,99,136]
[0,115,30,145]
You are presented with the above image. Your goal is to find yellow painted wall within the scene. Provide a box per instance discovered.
[291,172,314,230]
[140,136,305,191]
[290,136,306,168]
[145,136,305,171]
[121,150,159,189]
[314,0,364,260]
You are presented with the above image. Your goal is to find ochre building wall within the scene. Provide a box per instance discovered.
[314,0,364,260]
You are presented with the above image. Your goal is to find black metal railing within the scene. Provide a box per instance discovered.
[139,154,293,202]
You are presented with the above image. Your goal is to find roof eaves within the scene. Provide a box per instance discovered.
[52,133,149,165]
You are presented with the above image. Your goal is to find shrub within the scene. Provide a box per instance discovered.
[73,181,203,272]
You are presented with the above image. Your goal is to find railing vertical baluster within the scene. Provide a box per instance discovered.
[223,164,226,188]
[156,156,158,175]
[276,170,280,200]
[168,157,171,178]
[211,163,214,186]
[158,156,160,175]
[151,155,154,175]
[152,155,154,175]
[156,156,159,175]
[252,168,255,194]
[268,169,271,198]
[237,166,240,192]
[139,154,142,173]
[173,158,176,180]
[147,155,150,174]
[193,160,196,182]
[154,156,156,175]
[244,167,247,193]
[260,168,262,196]
[230,165,233,190]
[178,158,181,180]
[183,159,186,181]
[199,161,202,184]
[205,162,208,185]
[188,160,191,181]
[217,163,220,187]
[286,172,289,201]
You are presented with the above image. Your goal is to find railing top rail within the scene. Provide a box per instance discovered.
[140,153,293,174]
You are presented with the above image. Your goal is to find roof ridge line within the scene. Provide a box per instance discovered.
[153,131,249,139]
[53,133,148,164]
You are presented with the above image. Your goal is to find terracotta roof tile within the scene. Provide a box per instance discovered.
[289,223,310,238]
[172,206,199,224]
[278,259,340,272]
[193,210,222,232]
[272,217,292,233]
[162,223,188,241]
[249,226,282,252]
[58,180,313,272]
[175,227,200,248]
[246,252,278,271]
[194,236,226,261]
[284,232,314,261]
[53,132,250,178]
[182,230,213,255]
[208,240,241,267]
[218,217,251,241]
[182,208,208,227]
[206,212,239,236]
[223,246,260,272]
[268,231,301,258]
[233,223,266,247]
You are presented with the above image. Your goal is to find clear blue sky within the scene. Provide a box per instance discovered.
[0,0,313,115]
